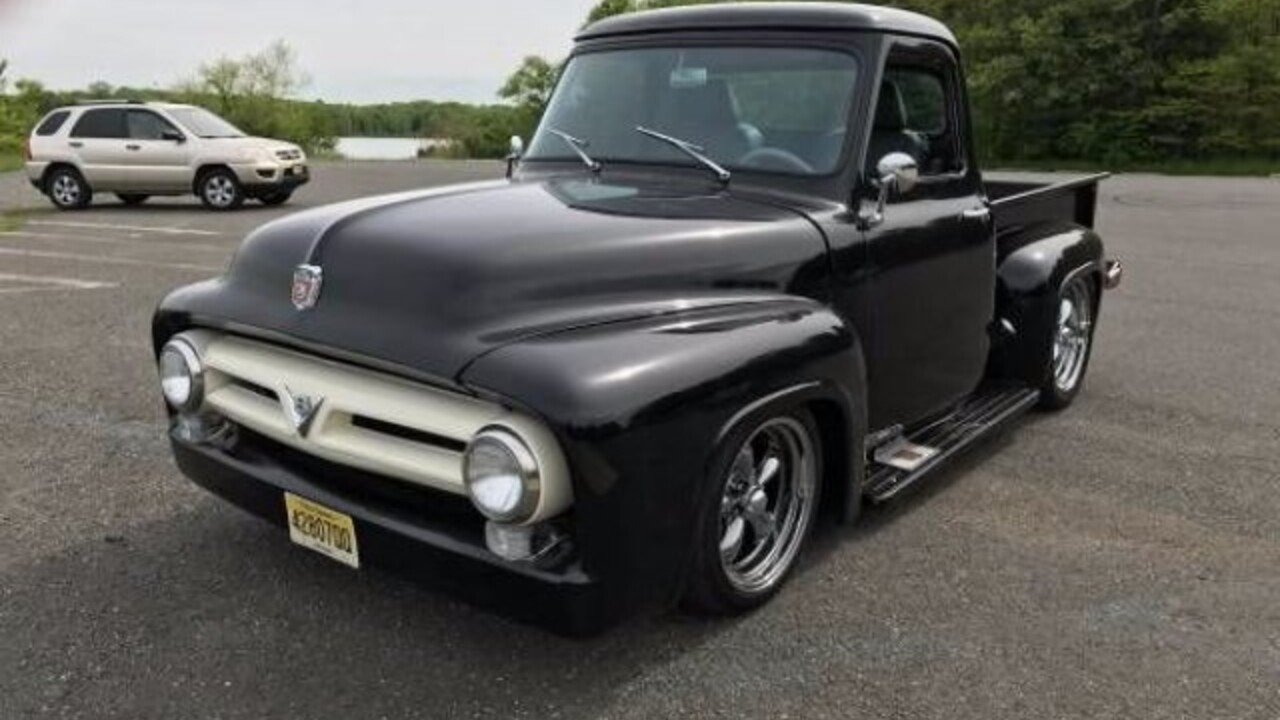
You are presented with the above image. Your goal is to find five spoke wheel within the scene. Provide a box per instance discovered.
[687,411,820,613]
[199,169,245,210]
[47,168,91,210]
[1041,275,1096,408]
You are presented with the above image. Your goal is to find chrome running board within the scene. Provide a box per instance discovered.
[865,386,1040,503]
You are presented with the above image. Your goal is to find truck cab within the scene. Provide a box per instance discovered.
[154,3,1120,634]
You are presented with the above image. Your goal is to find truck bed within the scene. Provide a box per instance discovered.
[986,173,1110,234]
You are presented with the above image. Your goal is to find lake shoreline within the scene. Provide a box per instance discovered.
[335,136,454,161]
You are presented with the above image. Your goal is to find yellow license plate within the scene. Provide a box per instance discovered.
[284,493,359,569]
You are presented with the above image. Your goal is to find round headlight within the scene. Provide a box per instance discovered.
[462,427,541,523]
[159,338,203,412]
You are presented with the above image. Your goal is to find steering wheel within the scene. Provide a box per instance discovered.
[737,147,815,174]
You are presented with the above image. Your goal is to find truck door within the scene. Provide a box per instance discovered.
[858,39,994,429]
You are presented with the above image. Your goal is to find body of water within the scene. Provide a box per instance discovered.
[335,137,451,160]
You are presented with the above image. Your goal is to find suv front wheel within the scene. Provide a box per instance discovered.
[198,169,245,211]
[46,167,92,210]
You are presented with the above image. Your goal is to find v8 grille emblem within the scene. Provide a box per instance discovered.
[280,385,325,437]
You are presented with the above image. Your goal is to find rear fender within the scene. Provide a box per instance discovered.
[993,222,1104,384]
[460,298,867,614]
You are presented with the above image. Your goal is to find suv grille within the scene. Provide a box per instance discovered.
[275,149,302,160]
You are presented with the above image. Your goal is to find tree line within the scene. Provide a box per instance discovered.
[0,41,526,164]
[4,0,1279,172]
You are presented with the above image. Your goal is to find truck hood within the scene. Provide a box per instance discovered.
[175,176,829,382]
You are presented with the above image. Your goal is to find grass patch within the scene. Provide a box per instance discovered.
[0,153,23,173]
[0,209,27,232]
[990,157,1280,177]
[0,134,23,173]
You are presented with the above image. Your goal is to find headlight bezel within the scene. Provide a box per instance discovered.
[159,337,204,413]
[462,426,542,524]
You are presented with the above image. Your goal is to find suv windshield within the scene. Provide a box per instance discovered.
[526,47,859,177]
[167,107,246,138]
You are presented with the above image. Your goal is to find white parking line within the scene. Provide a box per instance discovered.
[1,230,228,254]
[0,272,119,295]
[26,220,223,237]
[0,247,222,273]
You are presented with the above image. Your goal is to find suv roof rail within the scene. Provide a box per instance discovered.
[74,99,149,106]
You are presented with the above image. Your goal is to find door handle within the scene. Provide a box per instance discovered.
[961,207,991,221]
[68,141,83,148]
[125,144,142,151]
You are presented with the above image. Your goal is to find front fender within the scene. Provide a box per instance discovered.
[994,222,1104,384]
[460,297,866,614]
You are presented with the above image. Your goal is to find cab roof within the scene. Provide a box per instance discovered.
[577,2,956,46]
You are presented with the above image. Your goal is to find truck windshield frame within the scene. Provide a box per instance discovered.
[524,45,863,179]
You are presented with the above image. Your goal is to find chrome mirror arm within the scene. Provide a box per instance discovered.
[857,174,895,230]
[506,135,525,179]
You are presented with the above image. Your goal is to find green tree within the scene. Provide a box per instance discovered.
[499,55,560,139]
[176,40,333,153]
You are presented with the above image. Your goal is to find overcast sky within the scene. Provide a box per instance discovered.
[0,0,597,104]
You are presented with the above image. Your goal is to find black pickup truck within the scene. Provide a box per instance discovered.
[153,3,1121,634]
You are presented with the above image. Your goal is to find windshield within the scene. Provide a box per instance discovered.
[167,107,246,138]
[526,47,860,177]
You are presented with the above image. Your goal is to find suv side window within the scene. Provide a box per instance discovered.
[35,111,71,136]
[70,108,127,139]
[127,110,180,141]
[867,63,964,177]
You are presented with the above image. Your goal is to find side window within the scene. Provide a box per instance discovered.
[867,63,964,177]
[70,109,127,139]
[35,111,71,136]
[127,110,179,140]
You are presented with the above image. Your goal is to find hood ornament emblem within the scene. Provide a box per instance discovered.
[291,264,323,311]
[280,385,325,437]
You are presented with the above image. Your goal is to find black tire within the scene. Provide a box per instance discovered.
[683,406,822,615]
[259,190,293,206]
[45,167,92,210]
[116,193,150,206]
[197,168,245,211]
[1038,274,1097,409]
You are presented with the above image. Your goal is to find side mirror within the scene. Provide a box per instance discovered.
[161,130,185,143]
[860,152,919,229]
[506,136,525,178]
[877,152,919,195]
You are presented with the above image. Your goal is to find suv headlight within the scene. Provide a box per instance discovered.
[158,337,204,412]
[462,427,541,523]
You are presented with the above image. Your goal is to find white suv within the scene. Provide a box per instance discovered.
[25,101,309,211]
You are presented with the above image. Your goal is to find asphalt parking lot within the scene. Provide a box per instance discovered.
[1,162,1278,719]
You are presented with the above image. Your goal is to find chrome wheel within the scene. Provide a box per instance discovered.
[203,174,238,208]
[1053,280,1093,393]
[718,416,817,595]
[51,174,82,207]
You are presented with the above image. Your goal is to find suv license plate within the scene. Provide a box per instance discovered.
[285,493,359,568]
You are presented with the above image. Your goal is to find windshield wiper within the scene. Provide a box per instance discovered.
[635,126,731,184]
[547,127,601,173]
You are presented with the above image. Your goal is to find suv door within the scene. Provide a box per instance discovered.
[857,39,994,429]
[68,108,130,189]
[122,109,192,191]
